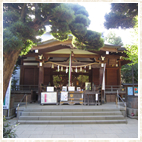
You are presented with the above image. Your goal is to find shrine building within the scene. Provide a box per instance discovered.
[12,36,129,105]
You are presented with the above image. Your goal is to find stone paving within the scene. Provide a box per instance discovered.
[9,117,138,138]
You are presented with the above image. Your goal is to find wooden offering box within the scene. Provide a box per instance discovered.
[60,91,83,105]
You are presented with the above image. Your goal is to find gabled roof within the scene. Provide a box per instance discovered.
[32,36,125,53]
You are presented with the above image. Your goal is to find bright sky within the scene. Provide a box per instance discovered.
[43,2,134,45]
[79,2,134,45]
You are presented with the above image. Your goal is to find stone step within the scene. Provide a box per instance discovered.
[18,106,126,124]
[23,108,120,112]
[18,119,127,124]
[22,111,122,116]
[19,115,125,120]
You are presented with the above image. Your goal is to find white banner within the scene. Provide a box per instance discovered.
[3,78,12,109]
[102,63,106,90]
[96,94,98,101]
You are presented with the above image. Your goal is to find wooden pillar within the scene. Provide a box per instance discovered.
[38,62,44,103]
[118,60,121,85]
[99,67,104,85]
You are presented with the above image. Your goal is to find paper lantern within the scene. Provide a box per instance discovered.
[52,64,54,68]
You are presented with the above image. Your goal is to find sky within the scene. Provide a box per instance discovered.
[42,2,134,45]
[79,2,134,45]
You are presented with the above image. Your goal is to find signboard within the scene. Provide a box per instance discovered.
[62,86,67,91]
[47,87,54,92]
[134,87,138,96]
[85,82,91,90]
[127,87,138,96]
[3,78,12,109]
[127,87,133,95]
[61,91,68,101]
[77,87,81,91]
[68,86,75,91]
[41,92,57,104]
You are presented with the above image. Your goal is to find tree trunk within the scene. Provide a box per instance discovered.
[3,49,21,101]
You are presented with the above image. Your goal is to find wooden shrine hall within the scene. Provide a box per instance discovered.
[18,37,129,105]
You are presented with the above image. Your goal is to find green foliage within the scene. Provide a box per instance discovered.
[77,75,89,85]
[73,30,104,50]
[3,30,23,53]
[124,16,138,65]
[3,116,17,138]
[105,30,123,46]
[124,44,138,65]
[50,3,103,50]
[104,3,138,29]
[3,3,104,57]
[20,40,36,55]
[121,63,138,83]
[53,75,62,87]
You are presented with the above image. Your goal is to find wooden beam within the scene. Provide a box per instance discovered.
[45,54,100,58]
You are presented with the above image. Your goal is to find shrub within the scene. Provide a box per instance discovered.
[3,116,17,138]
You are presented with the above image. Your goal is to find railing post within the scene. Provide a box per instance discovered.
[25,94,27,108]
[17,104,19,123]
[116,94,118,105]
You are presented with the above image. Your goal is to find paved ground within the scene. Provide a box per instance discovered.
[9,117,138,138]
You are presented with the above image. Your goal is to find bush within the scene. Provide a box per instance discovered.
[3,116,17,138]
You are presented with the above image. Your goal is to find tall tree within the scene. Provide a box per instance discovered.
[124,16,138,65]
[105,30,123,46]
[3,3,104,101]
[121,63,138,83]
[104,3,138,29]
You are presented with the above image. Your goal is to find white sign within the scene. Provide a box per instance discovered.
[61,92,68,101]
[3,78,12,109]
[47,87,54,92]
[62,86,67,91]
[68,86,75,91]
[41,92,57,104]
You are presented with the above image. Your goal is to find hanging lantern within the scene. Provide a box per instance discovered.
[80,67,82,71]
[84,66,86,72]
[61,66,63,71]
[39,62,42,66]
[116,64,118,67]
[58,65,59,72]
[66,67,68,73]
[75,66,77,73]
[101,63,104,67]
[106,51,109,54]
[35,49,38,53]
[52,64,54,68]
[89,65,91,70]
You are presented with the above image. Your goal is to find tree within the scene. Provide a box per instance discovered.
[3,3,104,101]
[104,3,138,29]
[124,16,138,65]
[105,30,123,46]
[121,63,138,83]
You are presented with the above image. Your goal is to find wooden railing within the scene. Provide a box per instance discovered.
[116,90,127,123]
[105,85,126,93]
[11,85,38,93]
